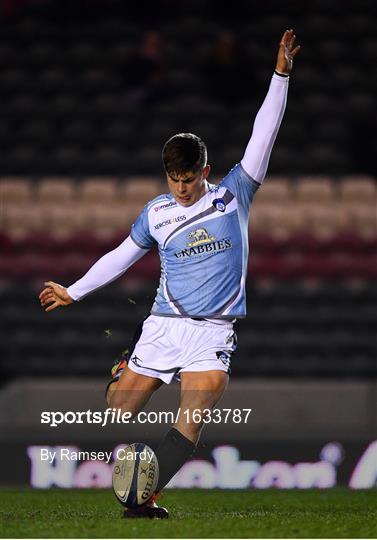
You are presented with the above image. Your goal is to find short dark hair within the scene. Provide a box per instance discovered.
[162,133,207,175]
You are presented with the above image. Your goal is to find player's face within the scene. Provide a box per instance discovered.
[167,164,211,207]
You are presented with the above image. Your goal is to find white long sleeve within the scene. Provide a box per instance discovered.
[241,73,289,184]
[66,235,149,301]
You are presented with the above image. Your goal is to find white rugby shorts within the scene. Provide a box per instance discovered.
[127,315,237,383]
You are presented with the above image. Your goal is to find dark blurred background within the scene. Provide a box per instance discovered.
[0,0,376,488]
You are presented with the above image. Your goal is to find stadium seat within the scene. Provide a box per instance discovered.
[254,177,292,204]
[39,68,69,92]
[16,121,51,144]
[4,145,43,174]
[46,205,92,239]
[314,120,349,144]
[94,145,131,174]
[62,121,97,144]
[79,178,119,202]
[0,178,33,203]
[267,145,302,174]
[37,177,76,202]
[67,41,98,62]
[120,178,163,203]
[344,204,377,238]
[344,93,374,115]
[299,204,348,237]
[295,176,335,202]
[362,38,377,60]
[304,144,351,174]
[319,39,346,61]
[2,204,48,238]
[49,145,83,172]
[302,93,340,116]
[103,122,134,144]
[29,43,58,64]
[249,204,303,238]
[1,69,29,91]
[0,45,14,70]
[88,203,137,238]
[79,68,117,93]
[331,66,364,92]
[48,94,82,117]
[340,176,377,203]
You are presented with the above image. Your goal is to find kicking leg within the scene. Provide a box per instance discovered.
[106,317,147,404]
[110,365,168,519]
[109,363,163,417]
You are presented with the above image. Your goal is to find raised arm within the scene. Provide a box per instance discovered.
[39,235,149,312]
[241,29,300,184]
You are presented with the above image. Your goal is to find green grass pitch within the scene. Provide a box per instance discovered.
[0,488,376,538]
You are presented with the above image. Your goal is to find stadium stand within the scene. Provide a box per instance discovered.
[0,0,375,175]
[0,0,376,381]
[0,281,375,378]
[1,172,376,380]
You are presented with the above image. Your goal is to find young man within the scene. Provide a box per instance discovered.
[39,30,300,518]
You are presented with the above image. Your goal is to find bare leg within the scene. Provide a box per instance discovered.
[108,363,163,417]
[175,370,229,443]
[154,370,229,491]
[106,380,118,405]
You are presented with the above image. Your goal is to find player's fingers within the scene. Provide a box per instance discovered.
[291,45,301,57]
[39,287,52,299]
[279,29,289,46]
[45,301,60,312]
[280,28,293,45]
[289,34,296,50]
[40,288,54,297]
[40,289,54,299]
[44,280,62,292]
[41,295,55,306]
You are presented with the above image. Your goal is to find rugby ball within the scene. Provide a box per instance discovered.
[112,443,159,508]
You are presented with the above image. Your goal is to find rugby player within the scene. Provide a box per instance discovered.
[39,30,300,518]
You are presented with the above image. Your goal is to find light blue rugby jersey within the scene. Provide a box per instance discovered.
[130,163,260,319]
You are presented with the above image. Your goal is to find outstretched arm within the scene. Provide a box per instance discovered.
[241,29,300,184]
[39,235,149,311]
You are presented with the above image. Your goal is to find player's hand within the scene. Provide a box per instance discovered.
[275,29,300,75]
[39,281,74,312]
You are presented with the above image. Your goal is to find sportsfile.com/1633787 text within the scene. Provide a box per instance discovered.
[40,408,252,427]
